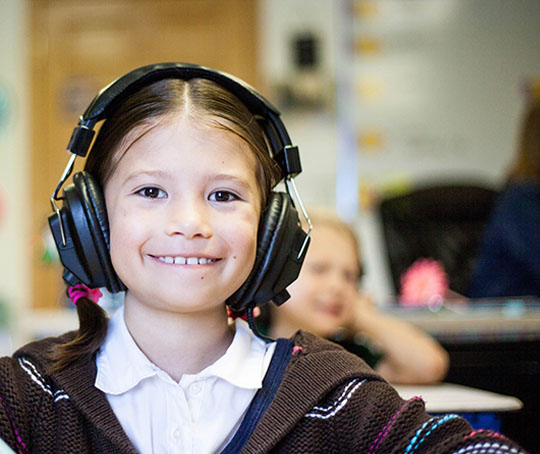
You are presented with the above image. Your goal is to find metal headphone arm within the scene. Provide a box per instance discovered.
[50,119,96,246]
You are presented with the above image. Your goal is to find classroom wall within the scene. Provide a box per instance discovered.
[259,0,540,301]
[261,0,540,201]
[0,0,29,353]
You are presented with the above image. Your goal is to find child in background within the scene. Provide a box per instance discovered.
[0,64,528,453]
[267,209,450,385]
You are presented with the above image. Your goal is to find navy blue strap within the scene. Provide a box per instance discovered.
[221,338,293,453]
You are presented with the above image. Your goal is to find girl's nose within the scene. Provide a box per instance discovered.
[326,271,351,297]
[324,271,343,294]
[165,199,212,239]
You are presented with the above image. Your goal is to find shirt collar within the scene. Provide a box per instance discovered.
[95,306,157,395]
[197,318,273,389]
[95,307,273,395]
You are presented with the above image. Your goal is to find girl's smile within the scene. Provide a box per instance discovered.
[153,255,219,265]
[104,114,261,316]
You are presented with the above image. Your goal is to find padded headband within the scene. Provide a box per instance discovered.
[67,63,301,180]
[84,63,279,121]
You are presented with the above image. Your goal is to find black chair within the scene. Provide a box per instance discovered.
[378,183,499,296]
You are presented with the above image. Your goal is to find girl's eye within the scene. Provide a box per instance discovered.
[137,187,167,199]
[209,190,238,202]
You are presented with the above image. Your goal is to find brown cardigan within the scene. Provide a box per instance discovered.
[0,330,528,453]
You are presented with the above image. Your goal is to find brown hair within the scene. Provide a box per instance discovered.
[50,77,282,372]
[508,101,540,183]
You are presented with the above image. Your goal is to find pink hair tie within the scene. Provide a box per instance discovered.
[68,284,103,305]
[226,306,248,321]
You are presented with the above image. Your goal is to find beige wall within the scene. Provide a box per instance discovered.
[260,0,540,301]
[0,0,29,351]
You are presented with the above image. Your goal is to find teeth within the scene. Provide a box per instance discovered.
[158,256,213,265]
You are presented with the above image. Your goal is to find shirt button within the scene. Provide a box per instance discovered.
[190,382,202,394]
[173,428,181,438]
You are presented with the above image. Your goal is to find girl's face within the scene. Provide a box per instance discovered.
[274,225,360,337]
[104,115,261,316]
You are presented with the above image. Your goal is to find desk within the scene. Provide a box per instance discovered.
[394,383,522,434]
[386,300,539,452]
[383,299,540,343]
[393,382,523,413]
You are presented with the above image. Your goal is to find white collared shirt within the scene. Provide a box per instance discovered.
[95,307,275,454]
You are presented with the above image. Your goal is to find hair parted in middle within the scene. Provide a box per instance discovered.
[85,77,282,207]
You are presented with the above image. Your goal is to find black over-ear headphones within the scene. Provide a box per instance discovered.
[49,62,311,313]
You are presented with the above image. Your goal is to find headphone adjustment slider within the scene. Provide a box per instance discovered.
[67,125,96,157]
[275,145,302,178]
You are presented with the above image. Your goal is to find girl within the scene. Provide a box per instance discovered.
[0,63,527,453]
[266,209,450,385]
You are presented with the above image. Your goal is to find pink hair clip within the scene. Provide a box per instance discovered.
[226,306,248,321]
[226,306,261,322]
[68,284,103,306]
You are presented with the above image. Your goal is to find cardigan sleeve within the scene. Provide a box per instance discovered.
[325,379,527,454]
[0,356,32,454]
[331,379,470,453]
[273,378,528,453]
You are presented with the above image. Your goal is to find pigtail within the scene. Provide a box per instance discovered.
[48,295,109,374]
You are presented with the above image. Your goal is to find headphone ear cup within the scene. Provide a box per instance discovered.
[228,192,284,307]
[227,191,309,312]
[62,171,125,292]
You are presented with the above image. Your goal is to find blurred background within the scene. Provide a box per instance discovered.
[1,0,540,347]
[1,0,540,449]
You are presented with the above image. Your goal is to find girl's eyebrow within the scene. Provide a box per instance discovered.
[209,173,253,191]
[121,169,169,185]
[121,170,254,192]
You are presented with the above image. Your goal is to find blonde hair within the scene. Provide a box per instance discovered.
[307,208,363,279]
